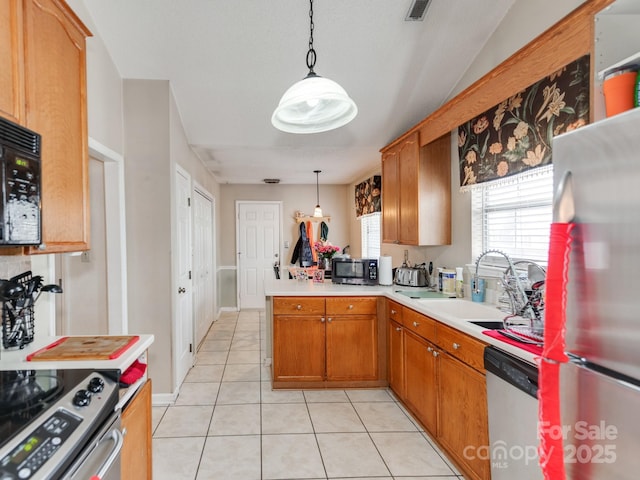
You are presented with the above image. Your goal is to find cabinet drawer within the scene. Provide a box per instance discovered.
[436,323,487,372]
[326,297,377,315]
[402,307,436,341]
[273,297,325,315]
[387,300,403,323]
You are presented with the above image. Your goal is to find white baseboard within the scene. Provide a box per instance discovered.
[152,392,178,406]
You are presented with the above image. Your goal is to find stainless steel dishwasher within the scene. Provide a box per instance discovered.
[484,346,542,479]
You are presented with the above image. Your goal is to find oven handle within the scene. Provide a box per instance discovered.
[88,428,124,480]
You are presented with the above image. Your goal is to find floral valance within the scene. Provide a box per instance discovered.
[458,55,590,190]
[355,175,381,217]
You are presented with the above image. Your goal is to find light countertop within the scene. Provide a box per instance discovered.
[0,334,155,371]
[265,278,539,366]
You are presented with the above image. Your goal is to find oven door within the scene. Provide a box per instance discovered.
[61,412,123,480]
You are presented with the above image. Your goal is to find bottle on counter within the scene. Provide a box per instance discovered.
[437,267,443,292]
[456,267,464,298]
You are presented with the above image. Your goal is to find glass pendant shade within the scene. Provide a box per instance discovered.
[313,205,323,217]
[272,73,358,134]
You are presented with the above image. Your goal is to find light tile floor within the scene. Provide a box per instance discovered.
[151,310,465,480]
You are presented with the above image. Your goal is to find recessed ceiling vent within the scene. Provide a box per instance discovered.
[405,0,432,21]
[263,178,280,184]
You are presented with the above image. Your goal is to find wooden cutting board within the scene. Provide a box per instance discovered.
[27,335,139,361]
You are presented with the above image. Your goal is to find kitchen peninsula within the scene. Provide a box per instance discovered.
[264,278,537,480]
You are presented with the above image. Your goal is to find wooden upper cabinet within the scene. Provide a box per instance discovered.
[381,148,399,243]
[23,0,91,253]
[0,0,23,124]
[381,131,451,246]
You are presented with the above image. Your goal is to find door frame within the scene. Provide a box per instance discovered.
[235,200,283,310]
[193,181,216,339]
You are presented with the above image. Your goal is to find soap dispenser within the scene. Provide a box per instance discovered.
[456,267,464,298]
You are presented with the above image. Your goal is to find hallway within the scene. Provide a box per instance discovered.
[151,310,465,479]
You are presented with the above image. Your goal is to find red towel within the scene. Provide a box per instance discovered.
[120,359,147,385]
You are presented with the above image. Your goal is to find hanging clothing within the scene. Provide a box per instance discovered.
[306,221,317,263]
[320,221,329,242]
[290,221,314,267]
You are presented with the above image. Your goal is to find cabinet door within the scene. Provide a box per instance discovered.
[121,379,152,480]
[404,330,438,435]
[381,148,399,243]
[325,315,377,381]
[388,319,405,398]
[438,353,490,480]
[0,0,23,123]
[23,0,91,253]
[273,315,326,381]
[398,132,420,245]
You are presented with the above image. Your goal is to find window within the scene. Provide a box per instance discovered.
[360,212,381,259]
[471,166,553,265]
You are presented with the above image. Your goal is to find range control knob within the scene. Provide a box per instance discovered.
[87,377,105,393]
[73,389,92,407]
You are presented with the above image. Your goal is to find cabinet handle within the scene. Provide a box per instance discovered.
[296,304,302,310]
[413,321,420,327]
[427,346,433,352]
[320,317,325,323]
[391,309,397,315]
[348,304,354,310]
[395,327,402,332]
[327,317,332,322]
[453,342,460,350]
[432,350,439,357]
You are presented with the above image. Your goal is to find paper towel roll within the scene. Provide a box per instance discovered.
[379,255,393,285]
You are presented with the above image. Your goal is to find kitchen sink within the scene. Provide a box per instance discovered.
[416,298,504,320]
[468,320,504,330]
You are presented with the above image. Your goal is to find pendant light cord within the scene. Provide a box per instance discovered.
[306,0,316,74]
[314,170,321,205]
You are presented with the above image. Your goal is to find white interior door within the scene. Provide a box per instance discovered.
[175,167,194,387]
[237,202,281,309]
[193,188,215,347]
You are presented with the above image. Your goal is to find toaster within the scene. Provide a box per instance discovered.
[394,265,429,287]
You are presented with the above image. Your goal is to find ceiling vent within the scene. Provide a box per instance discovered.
[405,0,432,21]
[263,178,280,184]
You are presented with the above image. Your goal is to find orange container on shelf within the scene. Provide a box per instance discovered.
[603,67,638,117]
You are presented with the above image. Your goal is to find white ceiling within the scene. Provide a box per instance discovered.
[82,0,517,185]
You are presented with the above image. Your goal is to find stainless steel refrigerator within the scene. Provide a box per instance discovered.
[543,107,640,479]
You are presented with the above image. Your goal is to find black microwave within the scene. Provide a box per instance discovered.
[0,117,42,245]
[331,258,379,285]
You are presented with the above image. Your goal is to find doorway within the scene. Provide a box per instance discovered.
[236,201,282,309]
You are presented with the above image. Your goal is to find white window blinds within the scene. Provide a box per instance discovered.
[361,212,381,259]
[471,166,553,265]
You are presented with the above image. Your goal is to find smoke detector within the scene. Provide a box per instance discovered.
[263,178,280,184]
[405,0,432,21]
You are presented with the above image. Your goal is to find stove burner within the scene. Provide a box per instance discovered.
[0,371,63,420]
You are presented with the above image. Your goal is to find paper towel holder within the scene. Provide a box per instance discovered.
[378,255,393,286]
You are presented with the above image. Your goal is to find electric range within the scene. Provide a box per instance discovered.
[0,368,120,479]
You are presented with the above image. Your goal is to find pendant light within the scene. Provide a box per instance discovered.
[272,0,357,134]
[313,170,323,217]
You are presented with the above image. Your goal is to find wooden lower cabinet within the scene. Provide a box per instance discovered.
[404,329,438,434]
[272,296,381,386]
[121,379,152,480]
[326,315,377,380]
[387,301,490,480]
[273,315,326,381]
[438,354,490,480]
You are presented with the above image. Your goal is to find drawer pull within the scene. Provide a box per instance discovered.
[296,304,302,310]
[453,342,460,350]
[348,304,354,310]
[427,346,433,352]
[390,309,397,315]
[432,350,439,357]
[327,317,332,322]
[321,317,325,323]
[395,327,402,332]
[413,321,420,327]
